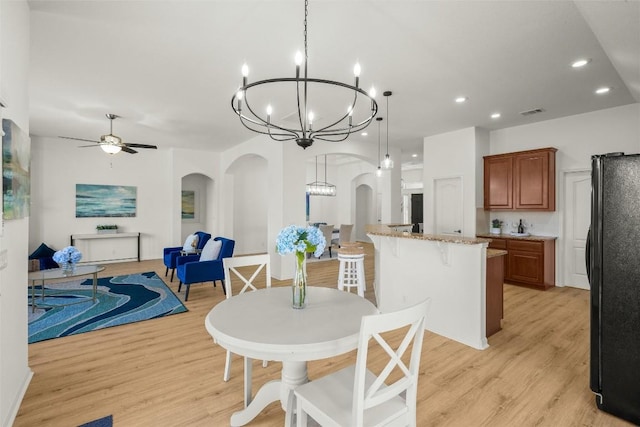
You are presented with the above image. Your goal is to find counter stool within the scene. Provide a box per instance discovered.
[337,246,366,297]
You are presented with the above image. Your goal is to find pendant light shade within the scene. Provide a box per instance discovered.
[382,91,394,169]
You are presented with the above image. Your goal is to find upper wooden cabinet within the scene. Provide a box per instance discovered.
[484,147,557,211]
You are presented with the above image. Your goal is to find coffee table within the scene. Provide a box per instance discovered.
[28,265,105,312]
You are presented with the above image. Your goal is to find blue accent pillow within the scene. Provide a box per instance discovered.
[29,243,56,260]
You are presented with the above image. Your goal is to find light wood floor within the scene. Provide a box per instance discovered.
[15,243,632,426]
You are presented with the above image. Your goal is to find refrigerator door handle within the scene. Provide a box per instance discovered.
[586,227,591,284]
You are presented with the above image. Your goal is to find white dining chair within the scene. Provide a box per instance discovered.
[222,254,271,403]
[292,299,429,427]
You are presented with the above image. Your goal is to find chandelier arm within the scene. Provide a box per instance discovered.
[314,133,352,143]
[311,113,377,139]
[313,90,359,134]
[237,115,298,140]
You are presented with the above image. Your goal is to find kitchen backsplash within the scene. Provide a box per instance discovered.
[478,209,559,237]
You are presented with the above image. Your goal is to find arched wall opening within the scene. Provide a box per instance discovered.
[180,173,214,243]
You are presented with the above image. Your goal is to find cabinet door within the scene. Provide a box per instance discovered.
[514,150,555,210]
[507,250,544,285]
[484,156,513,210]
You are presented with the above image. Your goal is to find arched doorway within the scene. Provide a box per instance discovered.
[181,173,214,242]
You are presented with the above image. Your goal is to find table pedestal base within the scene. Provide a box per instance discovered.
[230,360,308,427]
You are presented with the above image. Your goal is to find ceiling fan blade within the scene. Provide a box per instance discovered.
[121,146,138,154]
[78,144,101,148]
[125,143,157,149]
[59,136,101,143]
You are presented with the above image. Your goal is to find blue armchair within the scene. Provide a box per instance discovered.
[163,231,211,282]
[176,237,235,301]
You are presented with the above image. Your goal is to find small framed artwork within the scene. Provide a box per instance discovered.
[182,190,196,220]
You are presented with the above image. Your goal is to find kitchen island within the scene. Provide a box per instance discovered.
[367,225,493,350]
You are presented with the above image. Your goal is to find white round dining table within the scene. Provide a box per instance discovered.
[205,286,378,426]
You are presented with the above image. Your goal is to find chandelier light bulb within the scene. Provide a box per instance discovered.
[241,63,249,77]
[347,105,353,116]
[266,104,273,116]
[369,86,376,98]
[295,51,303,66]
[308,111,314,124]
[353,63,361,77]
[236,90,243,100]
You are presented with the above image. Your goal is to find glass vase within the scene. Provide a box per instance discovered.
[292,251,307,309]
[61,262,75,276]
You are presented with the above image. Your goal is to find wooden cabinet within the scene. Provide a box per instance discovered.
[484,147,557,211]
[487,237,555,289]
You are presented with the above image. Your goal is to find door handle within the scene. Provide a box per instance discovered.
[454,229,461,234]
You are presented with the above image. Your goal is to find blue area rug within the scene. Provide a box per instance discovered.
[78,415,113,427]
[29,272,187,344]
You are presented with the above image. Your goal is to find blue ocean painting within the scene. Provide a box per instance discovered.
[76,184,137,218]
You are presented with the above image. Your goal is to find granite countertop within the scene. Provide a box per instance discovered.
[487,249,508,258]
[476,233,557,241]
[367,229,492,245]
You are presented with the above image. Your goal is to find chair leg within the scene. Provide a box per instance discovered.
[329,247,332,258]
[164,266,168,277]
[170,268,175,282]
[184,284,190,301]
[221,280,227,295]
[178,282,182,292]
[296,398,308,427]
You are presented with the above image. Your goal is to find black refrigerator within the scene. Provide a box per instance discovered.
[588,152,640,425]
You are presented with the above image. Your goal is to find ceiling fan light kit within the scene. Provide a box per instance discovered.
[59,113,158,155]
[231,0,378,149]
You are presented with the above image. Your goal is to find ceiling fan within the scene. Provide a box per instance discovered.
[59,113,158,154]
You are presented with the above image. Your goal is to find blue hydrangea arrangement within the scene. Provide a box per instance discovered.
[52,246,83,265]
[276,225,326,258]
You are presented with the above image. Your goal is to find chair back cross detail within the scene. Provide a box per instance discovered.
[292,299,430,427]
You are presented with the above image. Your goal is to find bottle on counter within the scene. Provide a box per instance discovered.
[517,219,524,234]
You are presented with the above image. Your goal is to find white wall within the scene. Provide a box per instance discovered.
[423,127,482,237]
[227,154,268,255]
[30,137,173,260]
[0,2,32,425]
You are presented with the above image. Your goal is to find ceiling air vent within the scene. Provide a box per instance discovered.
[520,108,545,116]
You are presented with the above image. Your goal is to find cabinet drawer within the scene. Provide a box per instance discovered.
[507,239,543,253]
[488,238,507,250]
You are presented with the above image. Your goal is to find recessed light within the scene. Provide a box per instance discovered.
[572,58,590,68]
[491,113,501,119]
[455,96,467,103]
[595,87,611,95]
[411,154,418,158]
[361,132,368,136]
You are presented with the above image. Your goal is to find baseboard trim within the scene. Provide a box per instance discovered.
[3,368,33,427]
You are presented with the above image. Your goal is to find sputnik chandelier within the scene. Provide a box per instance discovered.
[231,0,378,149]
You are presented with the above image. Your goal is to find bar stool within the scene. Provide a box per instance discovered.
[337,245,366,297]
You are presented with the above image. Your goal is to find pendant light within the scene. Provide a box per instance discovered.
[375,117,383,177]
[381,91,394,169]
[306,155,336,196]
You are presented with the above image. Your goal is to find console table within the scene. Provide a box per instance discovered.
[70,232,141,262]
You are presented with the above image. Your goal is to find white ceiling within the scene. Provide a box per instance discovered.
[27,0,640,167]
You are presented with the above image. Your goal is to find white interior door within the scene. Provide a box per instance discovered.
[563,170,590,289]
[434,176,463,236]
